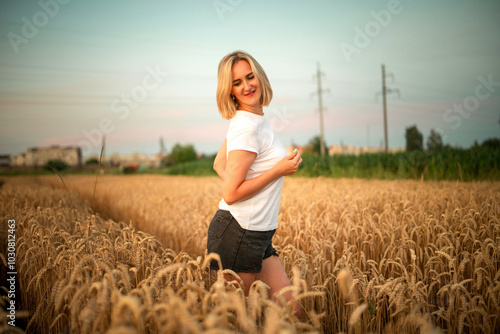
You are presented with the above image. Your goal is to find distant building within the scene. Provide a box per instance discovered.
[285,146,307,155]
[285,145,405,156]
[12,146,82,167]
[328,145,405,156]
[93,152,162,169]
[0,155,10,167]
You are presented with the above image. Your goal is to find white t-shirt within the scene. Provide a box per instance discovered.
[219,110,287,231]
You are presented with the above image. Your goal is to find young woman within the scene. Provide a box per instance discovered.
[207,50,302,314]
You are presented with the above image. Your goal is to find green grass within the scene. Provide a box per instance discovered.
[156,146,500,181]
[296,146,500,181]
[4,146,498,181]
[158,159,218,176]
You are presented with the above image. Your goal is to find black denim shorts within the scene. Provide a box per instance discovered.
[207,209,278,273]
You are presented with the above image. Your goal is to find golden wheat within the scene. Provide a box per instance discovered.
[0,175,499,333]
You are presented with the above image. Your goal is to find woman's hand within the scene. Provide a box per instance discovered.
[273,150,302,176]
[221,149,302,206]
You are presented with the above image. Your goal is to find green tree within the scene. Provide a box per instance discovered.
[305,135,328,156]
[167,143,197,165]
[45,160,68,172]
[426,129,443,151]
[85,157,99,165]
[405,125,423,152]
[481,137,500,149]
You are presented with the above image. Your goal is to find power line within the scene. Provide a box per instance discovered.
[0,19,173,47]
[0,63,147,76]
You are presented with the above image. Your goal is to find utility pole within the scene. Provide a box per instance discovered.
[159,136,167,167]
[101,135,106,166]
[367,124,370,147]
[311,62,330,157]
[376,64,400,152]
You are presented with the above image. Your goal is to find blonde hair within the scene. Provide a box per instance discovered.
[216,50,273,119]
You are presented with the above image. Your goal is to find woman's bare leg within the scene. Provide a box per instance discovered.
[224,272,256,296]
[256,255,302,317]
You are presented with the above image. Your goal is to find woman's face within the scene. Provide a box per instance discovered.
[231,60,262,110]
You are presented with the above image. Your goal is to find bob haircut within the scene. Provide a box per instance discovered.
[216,50,273,120]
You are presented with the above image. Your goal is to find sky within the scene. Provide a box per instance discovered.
[1,0,499,158]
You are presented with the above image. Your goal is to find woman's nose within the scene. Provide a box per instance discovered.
[243,80,251,90]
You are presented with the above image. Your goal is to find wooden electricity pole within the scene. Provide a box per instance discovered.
[159,136,167,167]
[311,62,329,157]
[376,64,400,152]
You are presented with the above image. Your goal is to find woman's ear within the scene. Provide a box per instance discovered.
[231,94,238,107]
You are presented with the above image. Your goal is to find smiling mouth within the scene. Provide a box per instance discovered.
[245,91,255,97]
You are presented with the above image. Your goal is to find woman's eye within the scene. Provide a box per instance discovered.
[248,75,254,80]
[234,82,240,86]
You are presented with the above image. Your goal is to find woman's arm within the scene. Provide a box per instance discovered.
[222,149,302,205]
[213,139,227,180]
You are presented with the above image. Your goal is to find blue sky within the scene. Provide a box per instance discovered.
[1,0,499,158]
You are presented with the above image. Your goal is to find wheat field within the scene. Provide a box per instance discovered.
[0,175,499,333]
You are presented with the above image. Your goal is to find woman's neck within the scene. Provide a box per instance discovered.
[239,103,263,116]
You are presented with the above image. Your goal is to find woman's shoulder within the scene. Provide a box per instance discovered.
[230,111,263,127]
[229,117,258,135]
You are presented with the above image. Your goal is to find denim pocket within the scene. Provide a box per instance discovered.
[208,211,232,240]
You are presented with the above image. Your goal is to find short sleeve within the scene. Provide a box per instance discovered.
[227,120,259,155]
